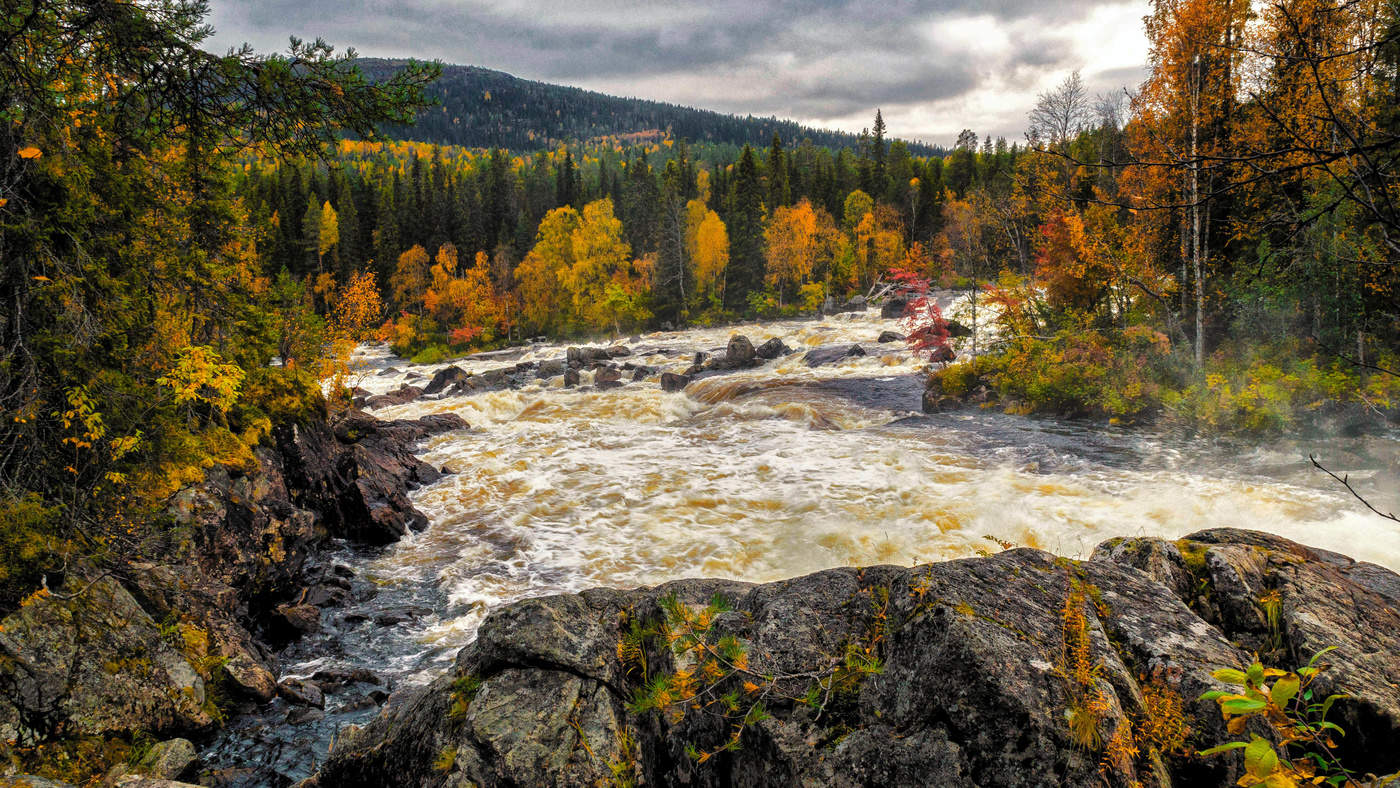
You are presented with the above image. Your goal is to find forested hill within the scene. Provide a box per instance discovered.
[353,58,943,156]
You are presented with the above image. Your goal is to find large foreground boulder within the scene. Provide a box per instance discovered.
[0,578,213,742]
[309,530,1400,787]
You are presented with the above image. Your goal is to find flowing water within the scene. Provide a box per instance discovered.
[203,306,1400,784]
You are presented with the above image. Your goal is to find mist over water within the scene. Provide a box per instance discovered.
[206,307,1400,781]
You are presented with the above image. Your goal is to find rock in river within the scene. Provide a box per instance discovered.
[660,372,691,392]
[803,343,866,367]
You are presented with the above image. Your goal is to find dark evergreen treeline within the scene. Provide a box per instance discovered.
[352,58,945,157]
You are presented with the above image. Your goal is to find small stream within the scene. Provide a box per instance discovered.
[201,306,1400,785]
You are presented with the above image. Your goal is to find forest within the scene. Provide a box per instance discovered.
[351,58,945,156]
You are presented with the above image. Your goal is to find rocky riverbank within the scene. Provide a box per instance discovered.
[0,408,467,784]
[309,528,1400,788]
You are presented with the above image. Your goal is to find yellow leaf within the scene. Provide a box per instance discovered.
[0,198,7,208]
[18,147,42,160]
[32,275,50,282]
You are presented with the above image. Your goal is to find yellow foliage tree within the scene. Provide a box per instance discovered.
[391,244,431,314]
[318,200,339,260]
[515,206,581,334]
[564,198,636,331]
[693,210,730,308]
[766,199,839,304]
[853,205,905,292]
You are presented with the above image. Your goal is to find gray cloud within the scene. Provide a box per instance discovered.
[206,0,1146,142]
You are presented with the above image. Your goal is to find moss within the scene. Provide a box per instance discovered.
[1,734,132,785]
[432,745,458,773]
[1174,540,1210,576]
[448,674,483,721]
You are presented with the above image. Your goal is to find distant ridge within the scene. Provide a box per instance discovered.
[354,58,944,156]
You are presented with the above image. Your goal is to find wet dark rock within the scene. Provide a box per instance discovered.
[804,344,867,367]
[946,320,972,338]
[311,531,1400,788]
[222,653,278,703]
[929,345,956,363]
[299,583,349,609]
[421,365,469,395]
[311,667,383,688]
[825,294,867,313]
[880,295,910,319]
[274,410,463,545]
[683,351,708,376]
[536,359,566,378]
[660,372,691,392]
[606,345,632,358]
[563,368,580,388]
[363,384,421,410]
[754,337,793,359]
[331,565,355,579]
[373,606,430,627]
[594,368,623,389]
[877,330,905,343]
[377,367,401,376]
[278,678,325,709]
[723,334,756,367]
[630,365,657,381]
[285,706,326,726]
[272,603,321,635]
[444,366,518,397]
[566,346,611,369]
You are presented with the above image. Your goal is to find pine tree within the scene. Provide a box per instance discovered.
[302,193,323,273]
[767,133,789,209]
[725,145,766,311]
[556,149,578,208]
[870,109,888,197]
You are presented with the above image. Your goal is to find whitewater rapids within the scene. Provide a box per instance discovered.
[343,307,1400,683]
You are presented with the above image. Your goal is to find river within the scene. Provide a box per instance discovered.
[201,305,1400,785]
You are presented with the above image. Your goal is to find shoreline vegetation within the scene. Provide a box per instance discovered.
[2,0,1399,784]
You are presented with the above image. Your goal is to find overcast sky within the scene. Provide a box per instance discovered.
[205,0,1150,147]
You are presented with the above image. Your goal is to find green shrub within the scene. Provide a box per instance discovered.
[410,344,450,365]
[0,494,64,613]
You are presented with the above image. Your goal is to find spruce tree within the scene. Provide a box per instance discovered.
[766,133,789,209]
[725,145,765,311]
